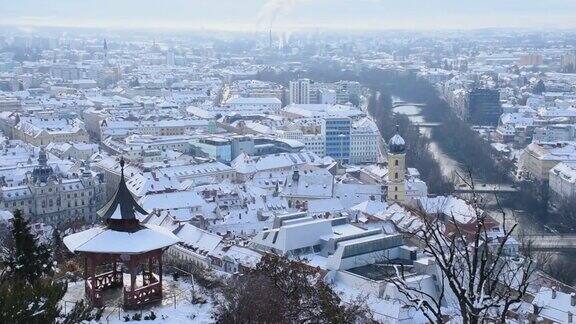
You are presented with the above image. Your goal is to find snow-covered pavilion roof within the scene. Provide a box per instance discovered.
[64,157,180,254]
[63,224,180,254]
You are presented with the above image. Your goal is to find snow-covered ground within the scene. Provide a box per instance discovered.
[61,274,216,323]
[106,299,214,324]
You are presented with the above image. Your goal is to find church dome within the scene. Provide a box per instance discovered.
[388,133,406,154]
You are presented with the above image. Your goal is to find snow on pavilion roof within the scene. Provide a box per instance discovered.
[63,224,180,254]
[63,157,180,254]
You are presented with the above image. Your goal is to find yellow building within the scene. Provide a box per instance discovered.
[387,130,406,204]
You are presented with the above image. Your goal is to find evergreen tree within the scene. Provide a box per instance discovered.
[52,227,66,264]
[2,210,53,284]
[0,209,66,323]
[0,278,66,324]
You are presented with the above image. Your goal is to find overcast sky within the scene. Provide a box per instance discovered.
[2,0,576,31]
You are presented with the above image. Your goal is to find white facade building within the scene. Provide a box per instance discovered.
[289,79,311,104]
[225,97,282,113]
[279,128,325,157]
[350,118,380,164]
[549,161,576,200]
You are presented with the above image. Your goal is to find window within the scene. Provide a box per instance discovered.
[395,172,398,179]
[395,160,399,166]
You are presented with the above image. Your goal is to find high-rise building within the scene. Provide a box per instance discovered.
[561,51,576,73]
[519,53,543,66]
[166,50,176,66]
[467,88,502,126]
[322,117,351,164]
[387,130,406,204]
[289,79,311,104]
[335,81,361,104]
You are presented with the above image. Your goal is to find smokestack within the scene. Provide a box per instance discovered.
[269,29,272,49]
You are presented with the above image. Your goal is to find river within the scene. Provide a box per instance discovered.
[391,102,462,180]
[390,101,543,234]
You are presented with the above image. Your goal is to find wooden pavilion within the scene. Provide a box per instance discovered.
[64,158,180,309]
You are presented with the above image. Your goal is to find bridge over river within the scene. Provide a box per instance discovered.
[454,183,519,194]
[521,234,576,251]
[392,101,426,108]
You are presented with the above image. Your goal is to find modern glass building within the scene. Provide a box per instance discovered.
[467,88,502,126]
[322,117,351,164]
[190,137,232,163]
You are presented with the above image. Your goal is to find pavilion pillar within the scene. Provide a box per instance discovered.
[83,255,89,300]
[129,260,136,292]
[148,257,153,285]
[141,261,146,286]
[158,254,163,292]
[112,260,117,284]
[83,255,87,285]
[89,256,96,291]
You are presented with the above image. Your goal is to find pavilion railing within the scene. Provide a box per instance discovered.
[123,281,162,309]
[142,270,159,286]
[85,268,123,307]
[94,269,123,290]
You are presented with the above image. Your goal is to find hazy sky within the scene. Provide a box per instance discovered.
[2,0,576,31]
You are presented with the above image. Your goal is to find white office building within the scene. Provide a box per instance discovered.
[549,161,576,200]
[350,117,380,164]
[289,79,311,104]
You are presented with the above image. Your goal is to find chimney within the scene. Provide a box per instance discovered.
[569,312,574,323]
[292,170,300,182]
[572,293,576,307]
[552,286,557,299]
[532,303,540,315]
